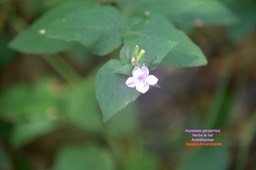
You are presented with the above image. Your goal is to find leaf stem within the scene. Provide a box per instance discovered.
[43,55,81,86]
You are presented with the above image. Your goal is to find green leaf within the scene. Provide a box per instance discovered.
[114,64,134,76]
[96,60,140,122]
[117,0,239,28]
[163,28,207,67]
[52,145,115,170]
[124,15,207,67]
[120,38,177,69]
[44,6,124,55]
[9,2,95,54]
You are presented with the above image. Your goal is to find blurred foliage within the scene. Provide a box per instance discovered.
[52,145,115,170]
[0,0,255,170]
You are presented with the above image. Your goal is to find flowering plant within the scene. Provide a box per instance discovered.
[8,0,237,121]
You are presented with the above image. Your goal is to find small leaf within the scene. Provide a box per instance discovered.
[96,60,140,122]
[9,2,94,54]
[44,6,124,55]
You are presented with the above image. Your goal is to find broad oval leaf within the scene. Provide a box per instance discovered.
[9,2,95,54]
[124,15,207,67]
[44,6,124,55]
[96,60,140,122]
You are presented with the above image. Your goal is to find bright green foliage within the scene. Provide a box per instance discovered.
[96,60,140,122]
[52,145,115,170]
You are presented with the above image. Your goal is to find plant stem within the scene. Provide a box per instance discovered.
[205,55,233,128]
[43,55,81,86]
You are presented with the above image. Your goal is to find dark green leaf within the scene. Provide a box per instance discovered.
[96,60,140,122]
[120,38,177,69]
[44,6,124,55]
[117,0,239,28]
[124,15,207,67]
[9,2,95,54]
[114,64,134,76]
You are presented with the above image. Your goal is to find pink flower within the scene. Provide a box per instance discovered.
[126,66,158,93]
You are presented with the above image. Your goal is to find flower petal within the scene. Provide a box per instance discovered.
[132,66,143,78]
[136,82,149,94]
[146,75,158,85]
[141,66,149,76]
[126,77,136,88]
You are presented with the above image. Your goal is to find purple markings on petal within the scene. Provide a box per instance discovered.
[141,66,149,76]
[126,77,136,88]
[126,65,158,94]
[132,66,143,78]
